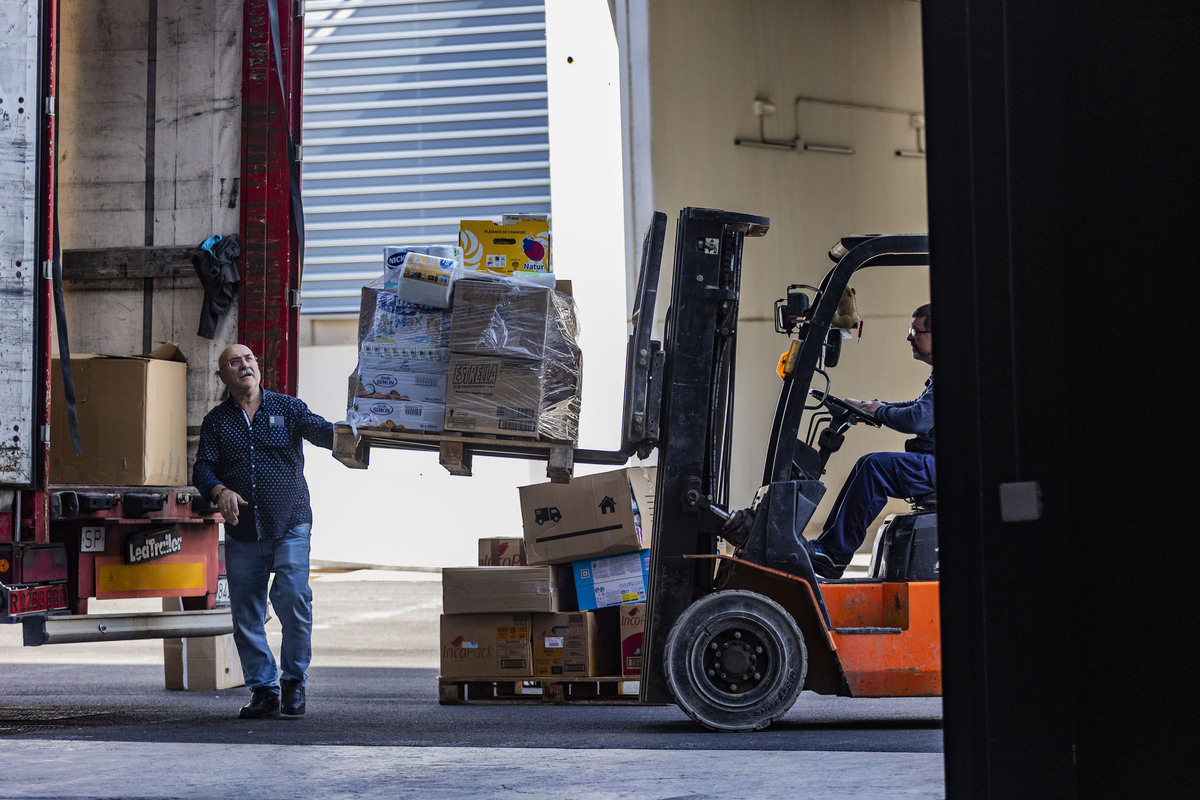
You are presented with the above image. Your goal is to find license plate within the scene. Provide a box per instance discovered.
[215,576,230,608]
[3,584,69,617]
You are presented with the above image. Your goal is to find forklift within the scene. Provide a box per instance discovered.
[619,208,938,732]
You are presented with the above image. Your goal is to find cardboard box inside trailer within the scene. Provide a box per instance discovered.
[50,345,188,485]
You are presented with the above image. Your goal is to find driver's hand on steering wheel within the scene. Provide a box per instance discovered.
[847,398,884,416]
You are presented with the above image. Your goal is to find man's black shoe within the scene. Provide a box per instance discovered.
[281,679,306,717]
[803,539,847,581]
[239,689,280,719]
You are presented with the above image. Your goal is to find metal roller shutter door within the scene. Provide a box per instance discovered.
[301,0,550,315]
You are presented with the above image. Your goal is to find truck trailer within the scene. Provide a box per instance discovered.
[1,0,305,644]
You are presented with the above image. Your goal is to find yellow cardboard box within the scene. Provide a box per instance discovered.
[459,219,551,275]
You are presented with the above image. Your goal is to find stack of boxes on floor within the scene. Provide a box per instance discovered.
[440,467,657,683]
[346,216,581,442]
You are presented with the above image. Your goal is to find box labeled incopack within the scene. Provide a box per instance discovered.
[439,613,532,679]
[478,537,526,566]
[573,550,651,612]
[531,609,620,677]
[163,634,243,691]
[459,219,551,276]
[520,467,656,565]
[50,344,188,485]
[619,602,647,678]
[441,566,572,615]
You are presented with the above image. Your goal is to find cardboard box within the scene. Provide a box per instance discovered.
[532,609,620,677]
[358,286,453,347]
[444,356,542,439]
[353,367,448,405]
[163,634,243,691]
[386,250,457,308]
[439,613,533,679]
[459,219,551,276]
[50,344,188,485]
[357,341,451,370]
[478,537,526,566]
[441,566,573,615]
[448,278,577,361]
[443,354,580,442]
[619,602,647,678]
[573,550,651,611]
[347,398,445,432]
[520,467,656,565]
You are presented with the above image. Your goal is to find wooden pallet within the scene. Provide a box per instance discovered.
[438,675,658,705]
[333,423,629,482]
[332,423,581,482]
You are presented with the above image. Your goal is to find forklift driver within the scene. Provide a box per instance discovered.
[804,304,935,580]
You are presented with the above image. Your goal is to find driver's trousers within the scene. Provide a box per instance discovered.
[815,451,936,565]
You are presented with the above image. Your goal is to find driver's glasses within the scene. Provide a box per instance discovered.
[225,355,257,369]
[908,327,931,338]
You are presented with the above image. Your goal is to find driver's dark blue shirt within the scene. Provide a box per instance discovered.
[193,390,334,542]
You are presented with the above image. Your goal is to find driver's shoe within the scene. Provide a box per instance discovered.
[804,540,847,581]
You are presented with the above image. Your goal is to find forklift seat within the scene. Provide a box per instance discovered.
[908,492,937,511]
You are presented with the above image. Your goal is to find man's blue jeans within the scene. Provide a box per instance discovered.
[816,451,936,564]
[224,523,313,693]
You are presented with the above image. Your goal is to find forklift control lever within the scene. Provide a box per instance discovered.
[685,489,756,547]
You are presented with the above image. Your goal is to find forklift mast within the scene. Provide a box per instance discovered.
[633,208,769,703]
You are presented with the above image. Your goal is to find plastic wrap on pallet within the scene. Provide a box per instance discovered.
[444,323,582,442]
[347,268,454,431]
[346,398,445,433]
[357,283,452,354]
[448,275,580,361]
[383,245,464,309]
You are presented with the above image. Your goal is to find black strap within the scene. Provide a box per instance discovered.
[266,0,306,260]
[52,211,82,455]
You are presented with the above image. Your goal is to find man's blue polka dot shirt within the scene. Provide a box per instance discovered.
[194,390,334,542]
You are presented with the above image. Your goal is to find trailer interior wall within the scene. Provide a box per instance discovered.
[635,0,929,534]
[52,0,243,462]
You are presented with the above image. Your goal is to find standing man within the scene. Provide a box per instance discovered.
[805,304,935,580]
[194,343,334,718]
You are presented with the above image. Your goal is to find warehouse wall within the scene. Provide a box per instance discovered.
[637,0,930,536]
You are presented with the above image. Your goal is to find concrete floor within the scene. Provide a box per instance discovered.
[0,570,945,799]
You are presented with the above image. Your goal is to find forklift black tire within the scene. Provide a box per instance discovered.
[664,590,807,732]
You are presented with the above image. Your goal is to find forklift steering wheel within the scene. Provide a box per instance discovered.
[809,389,883,427]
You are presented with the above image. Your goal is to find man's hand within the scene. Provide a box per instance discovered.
[846,398,884,416]
[217,489,249,526]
